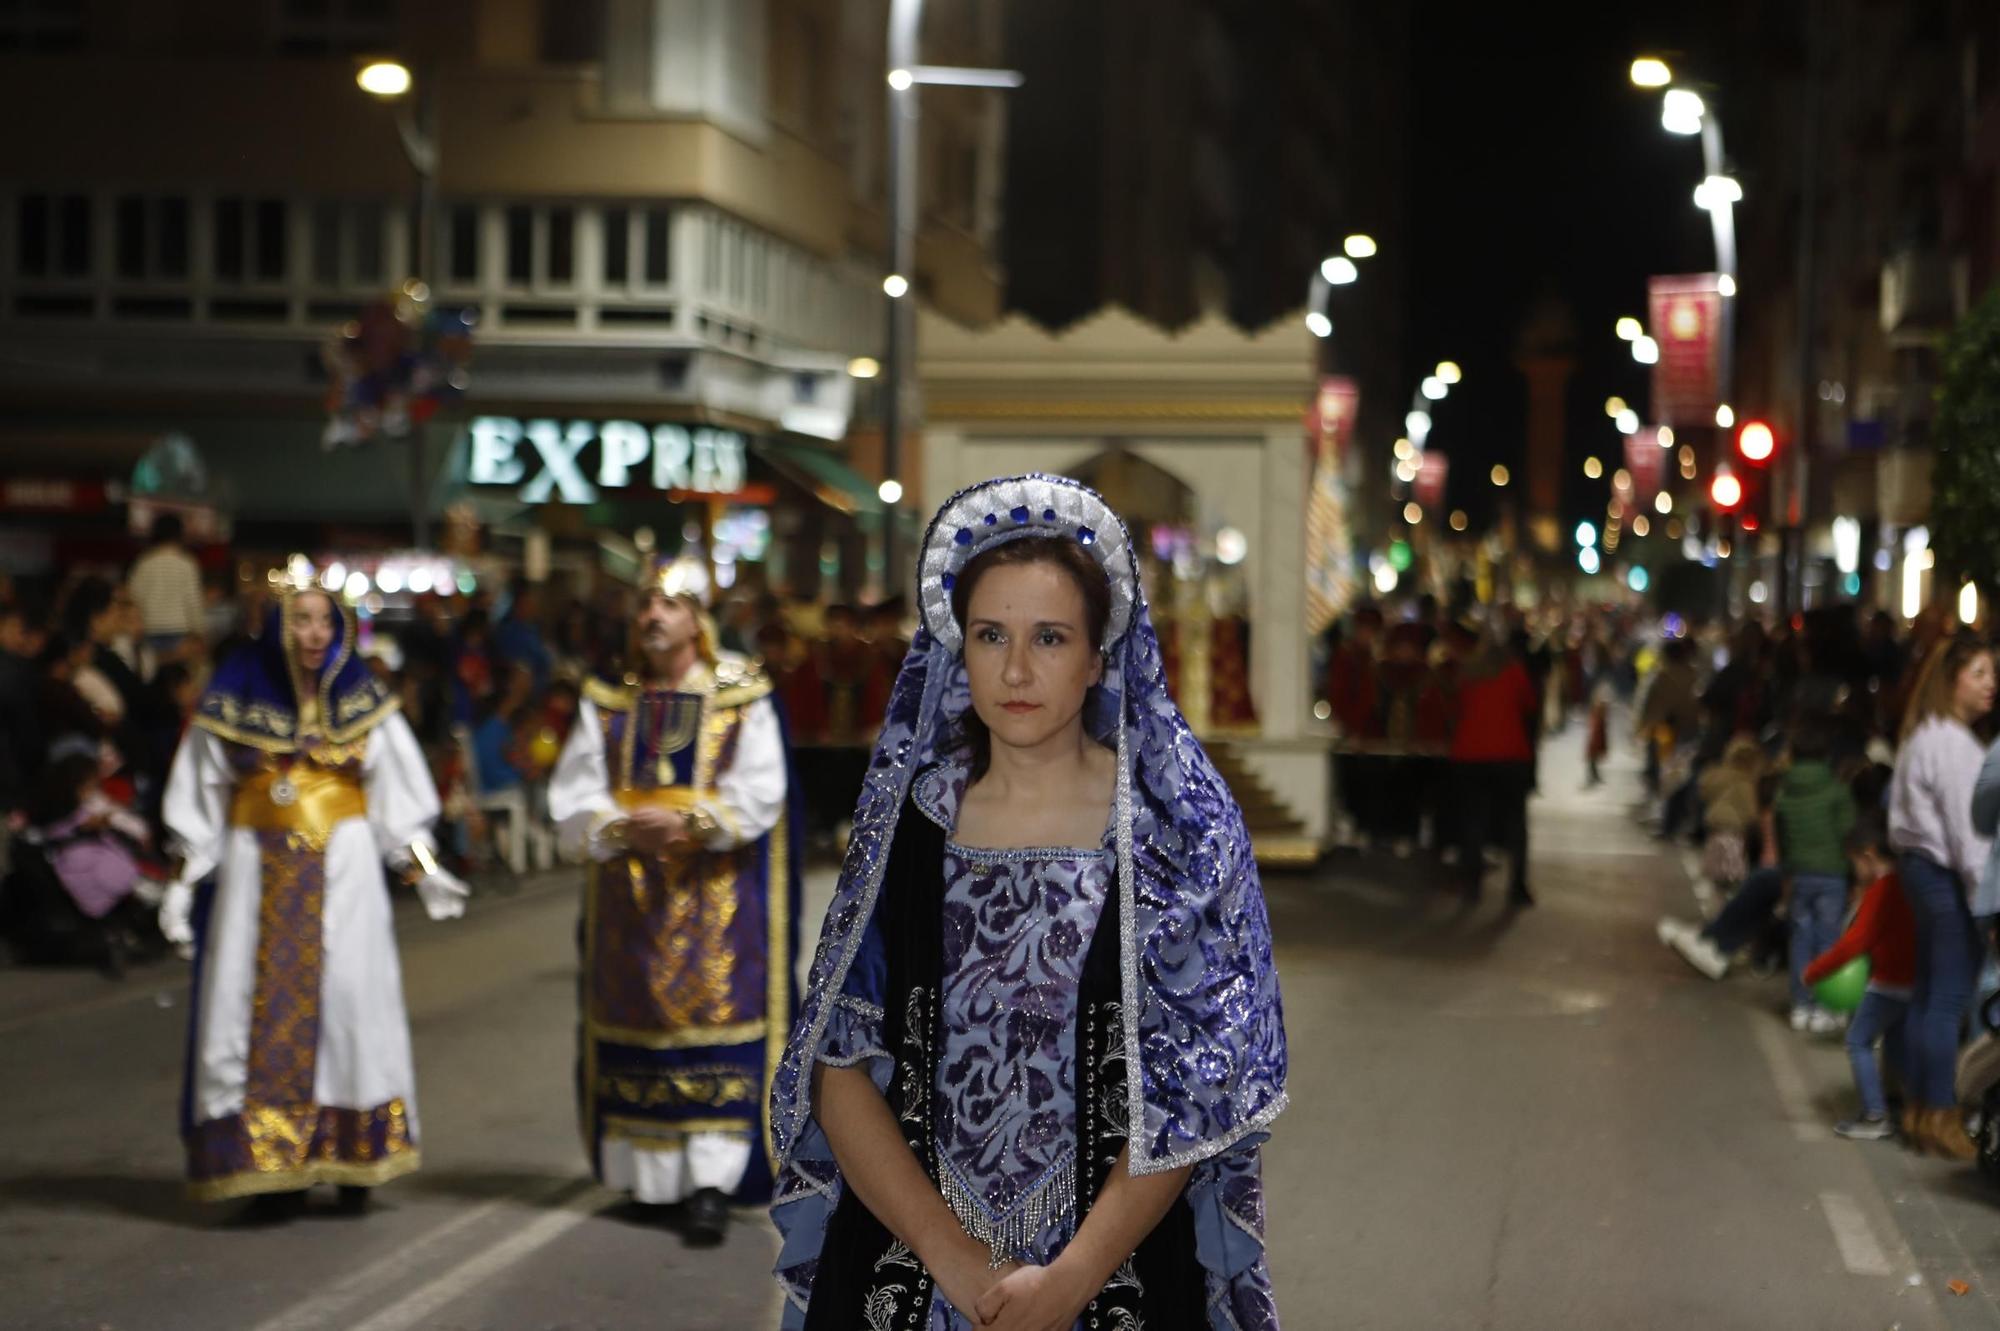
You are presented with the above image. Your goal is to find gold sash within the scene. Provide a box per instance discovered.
[230,767,368,849]
[612,787,713,813]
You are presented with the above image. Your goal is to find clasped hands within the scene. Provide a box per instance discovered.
[936,1242,1093,1331]
[621,804,690,857]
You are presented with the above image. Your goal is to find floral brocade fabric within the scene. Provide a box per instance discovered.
[921,762,1109,1264]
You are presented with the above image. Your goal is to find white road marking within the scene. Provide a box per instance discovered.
[1746,1010,1832,1142]
[341,1185,611,1331]
[247,1180,589,1331]
[1819,1191,1894,1276]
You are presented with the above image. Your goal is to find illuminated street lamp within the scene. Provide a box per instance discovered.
[1630,57,1673,88]
[881,0,1023,582]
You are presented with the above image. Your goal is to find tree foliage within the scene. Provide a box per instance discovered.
[1933,287,2000,593]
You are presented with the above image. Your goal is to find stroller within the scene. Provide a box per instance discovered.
[1956,991,2000,1180]
[0,832,164,978]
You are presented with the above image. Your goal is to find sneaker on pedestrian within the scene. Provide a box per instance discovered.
[1789,1005,1812,1032]
[1656,916,1696,948]
[1668,929,1730,981]
[1807,1008,1845,1036]
[1834,1114,1894,1141]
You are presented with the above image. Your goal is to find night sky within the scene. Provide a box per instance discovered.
[1407,0,1733,534]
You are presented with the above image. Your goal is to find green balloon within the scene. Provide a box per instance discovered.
[1812,956,1870,1014]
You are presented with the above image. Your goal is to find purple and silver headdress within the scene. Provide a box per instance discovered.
[770,473,1287,1188]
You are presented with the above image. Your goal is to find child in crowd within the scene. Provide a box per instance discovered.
[1698,735,1764,894]
[1775,722,1858,1034]
[1802,815,1913,1140]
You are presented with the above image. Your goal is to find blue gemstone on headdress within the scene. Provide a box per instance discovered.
[955,528,973,546]
[1011,505,1030,523]
[941,573,955,591]
[1078,526,1097,545]
[1043,508,1057,521]
[984,513,998,526]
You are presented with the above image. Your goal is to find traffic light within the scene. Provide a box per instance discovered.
[1710,467,1743,511]
[1736,420,1775,465]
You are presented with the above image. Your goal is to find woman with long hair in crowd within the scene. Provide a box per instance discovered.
[769,475,1287,1328]
[1887,634,1996,1160]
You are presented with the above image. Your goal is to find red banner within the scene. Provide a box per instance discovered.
[1310,376,1360,467]
[1623,429,1666,499]
[1414,451,1449,510]
[1647,274,1723,429]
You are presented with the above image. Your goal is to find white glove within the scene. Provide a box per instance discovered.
[158,879,194,947]
[415,869,470,921]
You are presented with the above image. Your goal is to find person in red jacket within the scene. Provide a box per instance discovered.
[1327,605,1386,845]
[1449,627,1539,907]
[1802,814,1913,1141]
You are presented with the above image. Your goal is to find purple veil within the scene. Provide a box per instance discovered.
[769,474,1286,1323]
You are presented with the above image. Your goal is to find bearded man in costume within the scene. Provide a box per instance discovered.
[549,555,798,1246]
[158,566,468,1218]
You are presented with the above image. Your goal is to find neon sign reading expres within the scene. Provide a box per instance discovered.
[466,416,748,503]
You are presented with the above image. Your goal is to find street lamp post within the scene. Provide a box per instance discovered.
[880,2,1021,592]
[360,59,440,551]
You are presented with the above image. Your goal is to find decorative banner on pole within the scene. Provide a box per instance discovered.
[1647,274,1723,429]
[1414,451,1449,510]
[1305,375,1360,635]
[1624,428,1666,499]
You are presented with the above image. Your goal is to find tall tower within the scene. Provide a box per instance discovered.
[1514,296,1577,554]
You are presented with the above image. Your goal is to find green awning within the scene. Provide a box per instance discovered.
[756,438,883,516]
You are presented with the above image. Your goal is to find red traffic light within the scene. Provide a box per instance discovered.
[1710,470,1743,510]
[1737,420,1775,464]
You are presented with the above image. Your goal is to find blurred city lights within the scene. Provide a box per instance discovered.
[1615,317,1643,341]
[1963,581,1981,626]
[1395,459,1418,483]
[1406,410,1432,444]
[1715,403,1735,428]
[1632,515,1651,537]
[1631,336,1660,365]
[1604,396,1627,418]
[1613,468,1632,490]
[1662,88,1705,135]
[1717,274,1738,297]
[1435,360,1462,384]
[1321,256,1359,285]
[1628,566,1650,593]
[1630,57,1673,88]
[1579,547,1602,575]
[1576,521,1597,547]
[1393,437,1416,461]
[1615,409,1639,434]
[357,61,413,97]
[1737,420,1775,462]
[1450,510,1469,532]
[847,356,881,379]
[1373,563,1399,594]
[877,479,904,505]
[1584,457,1603,479]
[1694,175,1743,210]
[1305,311,1333,338]
[1421,376,1447,401]
[1655,491,1673,515]
[1404,503,1424,525]
[1344,234,1378,259]
[1491,465,1511,487]
[1658,426,1675,447]
[882,273,910,298]
[887,68,915,91]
